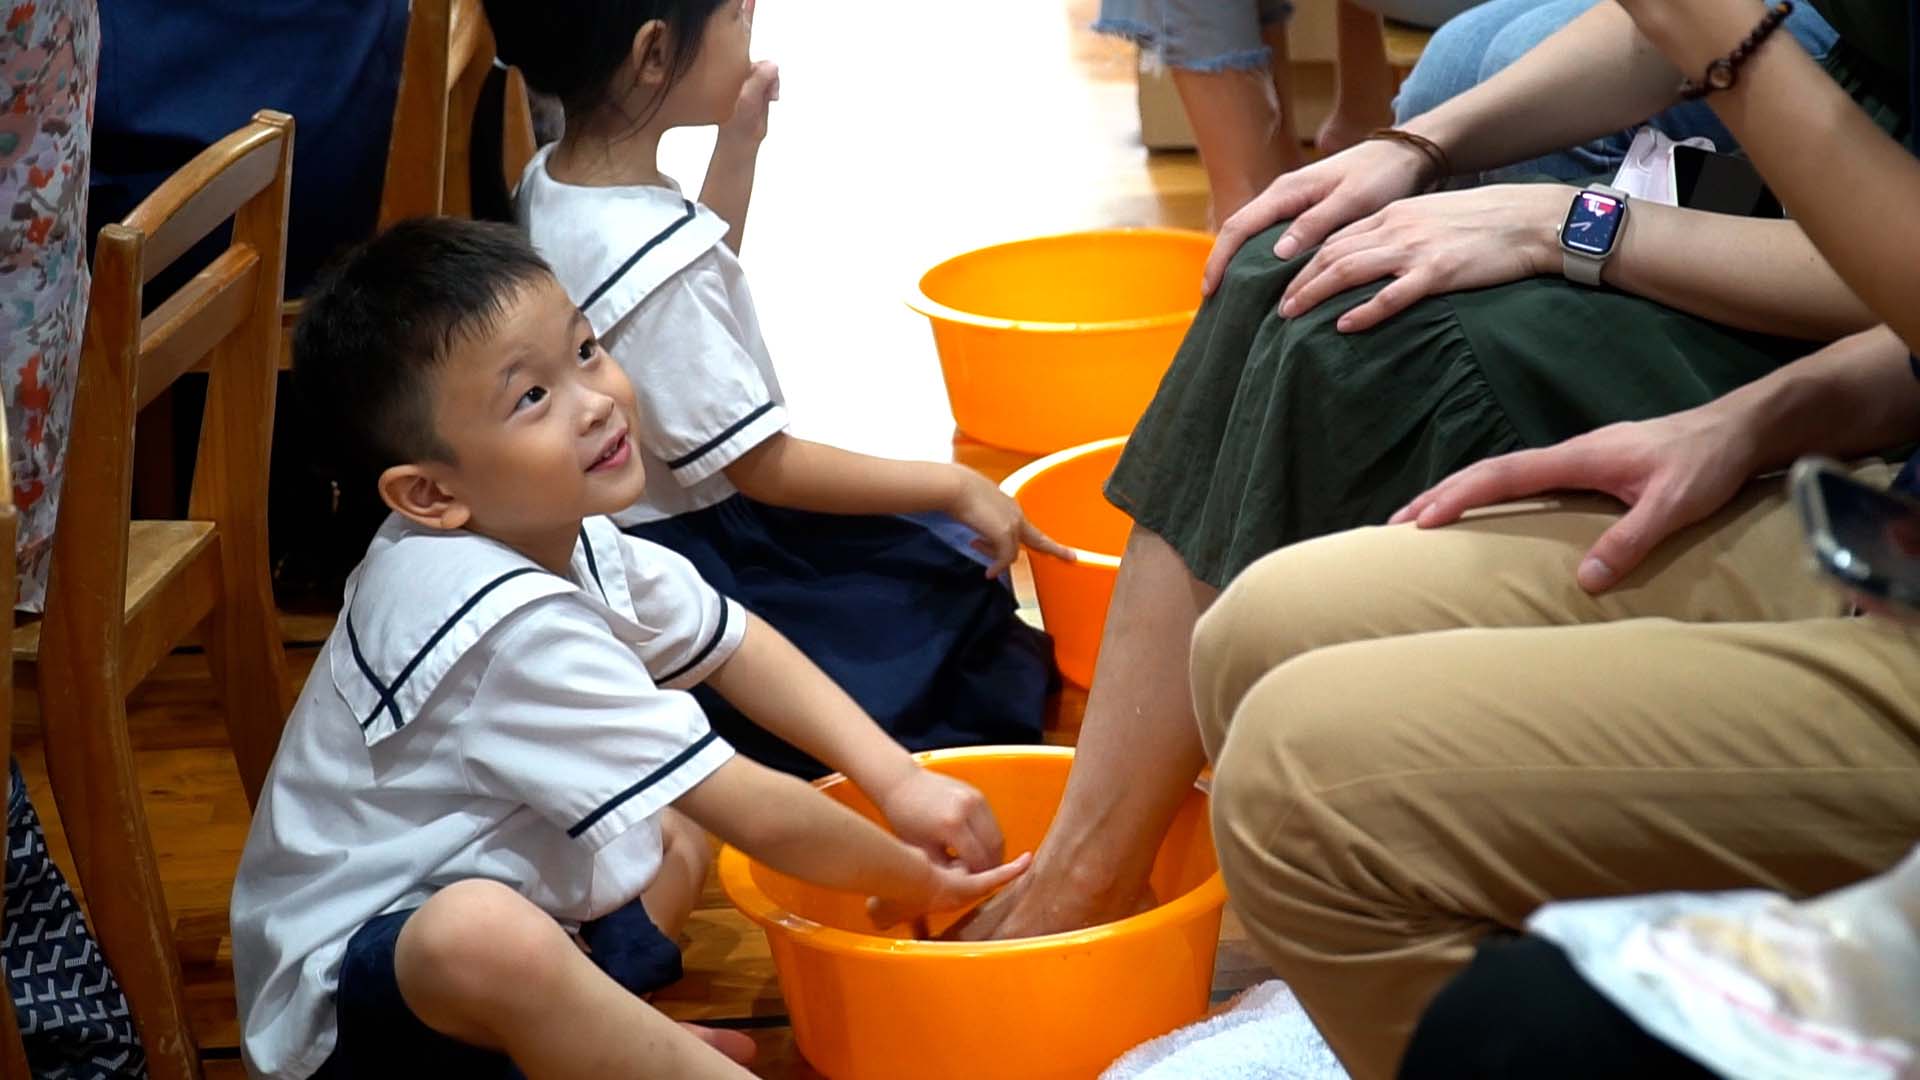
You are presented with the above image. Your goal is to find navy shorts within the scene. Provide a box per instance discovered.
[310,897,684,1079]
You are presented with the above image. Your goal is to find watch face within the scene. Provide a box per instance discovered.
[1561,191,1625,256]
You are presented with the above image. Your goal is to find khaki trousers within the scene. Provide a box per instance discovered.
[1189,466,1920,1080]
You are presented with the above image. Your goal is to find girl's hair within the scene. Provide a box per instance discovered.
[473,0,727,221]
[484,0,727,128]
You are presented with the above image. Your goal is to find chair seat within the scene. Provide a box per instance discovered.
[15,520,220,688]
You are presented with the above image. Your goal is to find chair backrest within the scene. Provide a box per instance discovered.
[378,0,537,227]
[41,109,293,720]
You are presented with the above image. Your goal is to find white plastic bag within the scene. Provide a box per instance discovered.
[1530,846,1920,1080]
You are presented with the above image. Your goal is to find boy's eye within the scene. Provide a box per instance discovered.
[516,385,548,411]
[577,337,598,363]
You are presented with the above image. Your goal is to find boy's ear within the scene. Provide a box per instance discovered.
[378,463,472,533]
[630,19,670,87]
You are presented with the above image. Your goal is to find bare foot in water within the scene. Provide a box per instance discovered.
[943,868,1157,941]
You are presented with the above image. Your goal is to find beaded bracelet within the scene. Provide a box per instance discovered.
[1678,1,1794,100]
[1363,128,1452,192]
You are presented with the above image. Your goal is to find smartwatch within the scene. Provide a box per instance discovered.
[1557,184,1629,286]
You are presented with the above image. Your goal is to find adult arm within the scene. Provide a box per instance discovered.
[1208,1,1694,284]
[1278,182,1873,340]
[1618,0,1920,350]
[1395,326,1920,590]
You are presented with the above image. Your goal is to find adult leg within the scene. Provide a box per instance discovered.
[396,880,754,1078]
[1096,0,1303,221]
[1173,65,1301,223]
[953,526,1216,938]
[1263,15,1304,168]
[1134,0,1304,221]
[1191,474,1920,1078]
[1318,1,1396,154]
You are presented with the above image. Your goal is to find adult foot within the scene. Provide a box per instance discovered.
[682,1024,758,1064]
[944,865,1156,941]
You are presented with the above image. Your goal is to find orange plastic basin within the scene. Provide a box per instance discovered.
[1002,438,1129,688]
[719,747,1226,1080]
[908,229,1212,455]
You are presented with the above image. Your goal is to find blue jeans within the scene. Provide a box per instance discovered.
[1392,0,1838,181]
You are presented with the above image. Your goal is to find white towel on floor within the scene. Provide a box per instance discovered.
[1100,981,1349,1080]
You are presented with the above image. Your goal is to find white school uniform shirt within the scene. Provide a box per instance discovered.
[517,144,789,525]
[231,515,743,1080]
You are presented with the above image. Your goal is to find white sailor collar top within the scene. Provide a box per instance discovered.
[328,514,684,746]
[514,144,732,338]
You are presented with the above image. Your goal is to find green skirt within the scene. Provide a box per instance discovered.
[1106,216,1812,589]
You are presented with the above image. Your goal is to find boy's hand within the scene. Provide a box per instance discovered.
[719,60,780,147]
[867,852,1033,930]
[947,467,1076,578]
[876,769,1007,870]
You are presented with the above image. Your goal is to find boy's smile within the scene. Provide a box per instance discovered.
[382,274,646,574]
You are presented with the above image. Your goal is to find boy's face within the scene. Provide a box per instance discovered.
[388,275,645,547]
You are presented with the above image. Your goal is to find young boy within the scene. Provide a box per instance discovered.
[231,219,1030,1080]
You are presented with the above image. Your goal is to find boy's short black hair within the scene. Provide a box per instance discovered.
[293,217,554,483]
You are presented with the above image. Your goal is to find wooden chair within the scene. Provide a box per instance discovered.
[276,0,537,367]
[0,411,29,1080]
[19,109,298,1080]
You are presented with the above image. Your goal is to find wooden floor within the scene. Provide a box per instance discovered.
[12,1,1281,1075]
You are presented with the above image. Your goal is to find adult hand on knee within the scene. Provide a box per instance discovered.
[1390,406,1758,592]
[1277,184,1573,332]
[1202,139,1435,294]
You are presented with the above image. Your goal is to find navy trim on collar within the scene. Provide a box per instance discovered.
[578,527,610,604]
[579,200,699,313]
[351,566,548,730]
[345,617,402,733]
[567,731,722,838]
[665,402,777,471]
[657,599,730,686]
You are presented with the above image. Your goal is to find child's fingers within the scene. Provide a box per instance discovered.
[870,853,1032,927]
[1020,521,1077,563]
[866,894,907,929]
[957,852,1033,901]
[973,534,1017,578]
[945,799,1004,871]
[964,797,1006,869]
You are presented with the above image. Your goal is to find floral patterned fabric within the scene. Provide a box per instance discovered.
[0,0,94,613]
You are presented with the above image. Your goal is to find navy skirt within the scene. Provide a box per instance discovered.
[624,497,1054,778]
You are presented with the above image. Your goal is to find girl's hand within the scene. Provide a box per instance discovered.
[1278,184,1571,332]
[1203,137,1437,296]
[875,768,1006,871]
[867,852,1033,930]
[948,467,1076,577]
[719,60,780,147]
[1390,406,1760,593]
